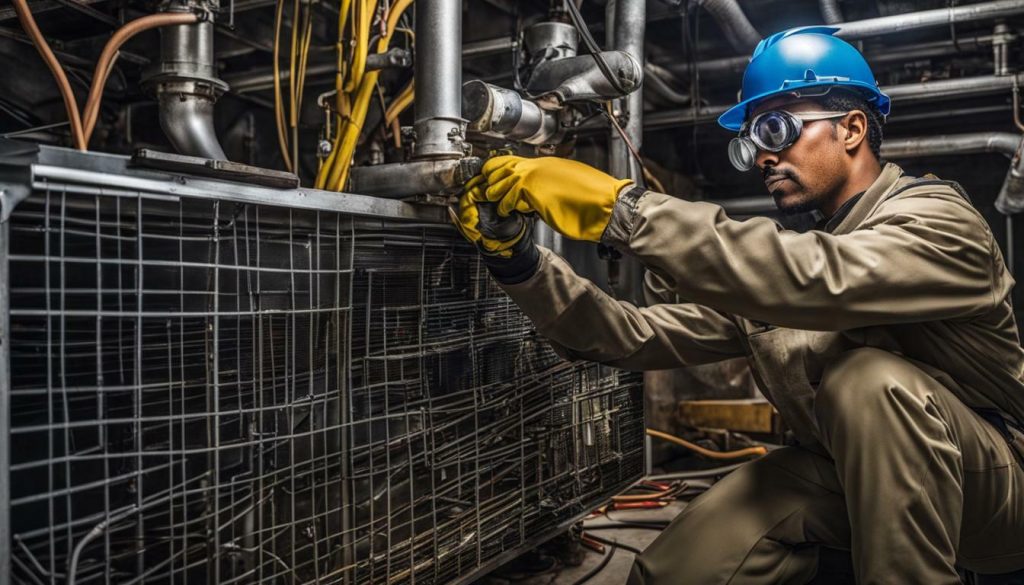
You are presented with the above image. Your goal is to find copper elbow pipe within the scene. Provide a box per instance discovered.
[82,11,200,144]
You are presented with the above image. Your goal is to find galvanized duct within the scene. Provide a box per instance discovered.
[145,14,228,160]
[412,0,465,159]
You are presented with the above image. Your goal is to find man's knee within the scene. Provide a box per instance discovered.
[815,347,926,430]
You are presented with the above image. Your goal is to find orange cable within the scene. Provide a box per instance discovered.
[645,428,768,461]
[12,0,85,150]
[82,11,198,144]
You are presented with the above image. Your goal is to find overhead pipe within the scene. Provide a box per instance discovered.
[701,0,761,52]
[664,33,995,78]
[144,11,228,160]
[638,73,1024,131]
[881,133,1020,160]
[412,0,466,159]
[834,0,1024,40]
[660,0,1023,77]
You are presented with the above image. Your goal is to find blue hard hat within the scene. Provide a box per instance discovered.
[718,26,890,131]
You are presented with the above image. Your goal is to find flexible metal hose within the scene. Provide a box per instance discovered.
[819,0,844,24]
[701,0,761,52]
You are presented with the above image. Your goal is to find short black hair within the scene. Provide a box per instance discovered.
[810,89,884,159]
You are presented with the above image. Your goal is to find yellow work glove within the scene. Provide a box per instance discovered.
[451,182,531,258]
[470,155,635,242]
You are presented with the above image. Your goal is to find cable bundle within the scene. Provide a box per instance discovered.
[311,0,414,191]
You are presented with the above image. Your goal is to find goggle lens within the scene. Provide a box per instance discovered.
[728,137,758,172]
[752,112,798,152]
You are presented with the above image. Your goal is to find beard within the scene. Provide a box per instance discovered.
[765,167,817,214]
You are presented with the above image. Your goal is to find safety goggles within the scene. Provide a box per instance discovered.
[728,110,849,171]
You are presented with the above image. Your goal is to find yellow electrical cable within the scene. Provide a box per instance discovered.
[383,81,414,126]
[326,70,379,190]
[645,428,768,461]
[326,0,412,191]
[273,0,292,171]
[316,0,353,189]
[343,0,373,93]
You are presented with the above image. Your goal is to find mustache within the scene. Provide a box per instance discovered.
[763,167,799,184]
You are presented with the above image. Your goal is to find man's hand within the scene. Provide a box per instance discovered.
[469,155,635,242]
[453,182,542,284]
[451,182,531,258]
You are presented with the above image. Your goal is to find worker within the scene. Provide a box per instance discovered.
[456,26,1024,584]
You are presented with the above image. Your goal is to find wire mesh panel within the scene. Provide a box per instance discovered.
[2,180,644,584]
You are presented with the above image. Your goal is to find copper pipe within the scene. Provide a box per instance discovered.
[82,11,199,144]
[11,0,86,150]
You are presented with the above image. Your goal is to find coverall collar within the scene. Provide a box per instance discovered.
[829,162,904,236]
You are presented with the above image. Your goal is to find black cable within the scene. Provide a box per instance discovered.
[571,543,615,585]
[563,0,629,96]
[585,533,644,556]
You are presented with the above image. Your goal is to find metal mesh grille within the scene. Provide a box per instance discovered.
[3,182,644,584]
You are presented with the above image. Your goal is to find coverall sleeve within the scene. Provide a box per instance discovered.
[498,247,746,371]
[604,190,1002,331]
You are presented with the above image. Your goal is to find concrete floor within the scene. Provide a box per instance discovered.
[557,501,689,585]
[480,499,689,585]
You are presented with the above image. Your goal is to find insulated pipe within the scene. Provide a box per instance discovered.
[701,0,761,52]
[820,0,844,24]
[412,0,465,159]
[835,0,1024,40]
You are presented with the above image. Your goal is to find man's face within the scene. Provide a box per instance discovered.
[749,97,850,214]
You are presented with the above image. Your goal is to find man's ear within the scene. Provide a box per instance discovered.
[841,110,869,152]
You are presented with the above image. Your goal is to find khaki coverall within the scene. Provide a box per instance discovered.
[498,164,1024,584]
